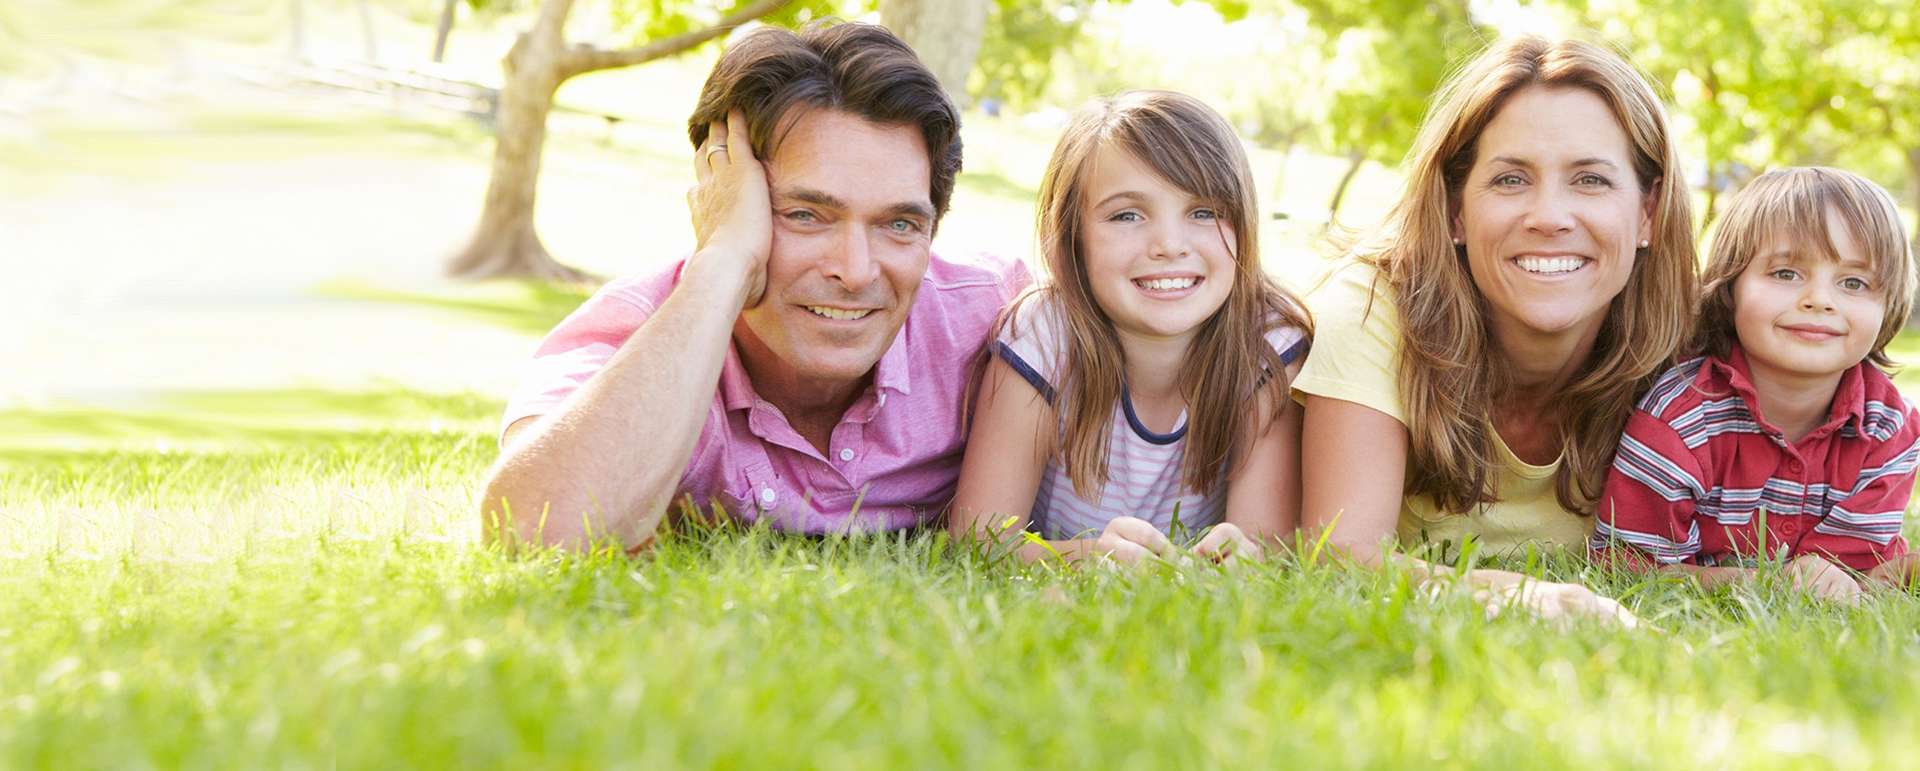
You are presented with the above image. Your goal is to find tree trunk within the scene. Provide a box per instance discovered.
[357,0,379,63]
[1327,149,1365,225]
[879,0,989,109]
[446,0,792,282]
[287,0,304,62]
[1699,167,1722,240]
[432,0,457,63]
[447,0,596,282]
[1907,146,1920,260]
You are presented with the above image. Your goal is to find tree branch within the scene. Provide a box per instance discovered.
[560,0,793,79]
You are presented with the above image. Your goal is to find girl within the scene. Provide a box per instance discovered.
[951,90,1311,565]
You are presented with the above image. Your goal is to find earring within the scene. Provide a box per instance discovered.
[1639,240,1649,248]
[1452,238,1463,246]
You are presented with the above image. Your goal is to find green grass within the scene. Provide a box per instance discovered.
[6,390,1920,769]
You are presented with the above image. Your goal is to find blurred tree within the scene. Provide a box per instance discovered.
[879,0,989,107]
[969,0,1249,111]
[1212,10,1328,200]
[1826,0,1920,254]
[1291,0,1481,220]
[970,0,1088,109]
[447,0,812,282]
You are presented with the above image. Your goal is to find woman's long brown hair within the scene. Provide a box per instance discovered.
[1340,36,1697,515]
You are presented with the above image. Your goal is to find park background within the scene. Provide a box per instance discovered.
[6,0,1920,767]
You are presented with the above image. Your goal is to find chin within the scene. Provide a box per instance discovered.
[789,347,888,383]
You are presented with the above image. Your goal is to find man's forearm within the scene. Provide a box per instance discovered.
[481,255,754,550]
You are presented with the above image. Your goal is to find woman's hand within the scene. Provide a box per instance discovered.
[1094,517,1177,565]
[1866,553,1920,589]
[1787,554,1863,603]
[687,109,771,309]
[1192,522,1265,566]
[1474,577,1641,629]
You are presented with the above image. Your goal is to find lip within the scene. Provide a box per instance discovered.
[1780,323,1844,341]
[1131,272,1205,299]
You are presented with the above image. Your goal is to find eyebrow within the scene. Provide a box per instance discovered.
[1091,190,1151,209]
[1488,156,1621,171]
[1758,246,1875,270]
[780,188,935,221]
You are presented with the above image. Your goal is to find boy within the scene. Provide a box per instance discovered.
[1595,167,1920,600]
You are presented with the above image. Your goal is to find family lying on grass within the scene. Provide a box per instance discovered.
[478,21,1920,625]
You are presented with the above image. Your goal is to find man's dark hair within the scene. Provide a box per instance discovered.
[688,21,962,227]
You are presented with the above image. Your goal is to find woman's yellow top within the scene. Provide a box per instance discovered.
[1291,261,1594,557]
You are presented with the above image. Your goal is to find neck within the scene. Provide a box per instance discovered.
[732,327,871,452]
[1486,317,1603,465]
[1116,331,1190,400]
[1491,316,1603,408]
[1743,358,1843,444]
[1117,330,1193,433]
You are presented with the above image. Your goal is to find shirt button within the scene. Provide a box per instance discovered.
[759,487,777,505]
[1788,460,1803,473]
[839,448,855,462]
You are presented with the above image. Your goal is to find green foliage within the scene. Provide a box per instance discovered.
[970,0,1091,109]
[970,0,1258,110]
[607,0,846,47]
[1291,0,1483,168]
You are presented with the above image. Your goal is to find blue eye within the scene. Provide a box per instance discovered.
[1191,208,1217,221]
[1111,211,1141,222]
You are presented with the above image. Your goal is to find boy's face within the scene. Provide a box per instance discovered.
[1732,209,1886,388]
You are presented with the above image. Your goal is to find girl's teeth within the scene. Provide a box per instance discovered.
[1137,277,1198,291]
[1516,257,1586,274]
[806,306,873,321]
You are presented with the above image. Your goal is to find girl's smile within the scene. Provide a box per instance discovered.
[1079,144,1237,347]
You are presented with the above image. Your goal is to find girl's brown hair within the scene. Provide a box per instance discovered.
[1695,166,1915,369]
[1001,89,1311,499]
[1342,36,1697,515]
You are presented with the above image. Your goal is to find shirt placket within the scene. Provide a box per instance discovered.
[1777,442,1814,555]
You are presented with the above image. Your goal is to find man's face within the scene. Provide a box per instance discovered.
[733,108,935,393]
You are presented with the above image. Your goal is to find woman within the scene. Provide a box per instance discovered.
[1294,36,1696,623]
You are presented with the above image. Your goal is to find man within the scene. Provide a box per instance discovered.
[481,22,1029,549]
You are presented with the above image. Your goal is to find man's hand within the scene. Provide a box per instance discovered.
[1474,579,1641,630]
[1094,517,1177,565]
[1787,554,1863,603]
[687,109,771,309]
[1191,522,1265,566]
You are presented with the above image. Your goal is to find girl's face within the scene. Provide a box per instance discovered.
[1078,143,1238,347]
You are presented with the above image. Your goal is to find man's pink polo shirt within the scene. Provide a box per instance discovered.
[501,249,1031,533]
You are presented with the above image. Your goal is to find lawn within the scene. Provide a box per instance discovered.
[7,394,1920,769]
[10,11,1920,768]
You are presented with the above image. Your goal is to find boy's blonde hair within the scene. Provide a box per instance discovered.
[1696,166,1916,370]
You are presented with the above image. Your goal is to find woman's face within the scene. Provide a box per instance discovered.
[1452,86,1656,347]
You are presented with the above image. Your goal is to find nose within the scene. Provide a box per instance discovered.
[1524,186,1576,236]
[820,226,879,294]
[1149,218,1190,261]
[1799,279,1837,312]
